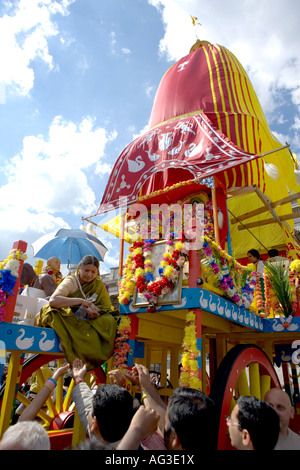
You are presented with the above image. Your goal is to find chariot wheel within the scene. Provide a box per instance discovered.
[0,353,106,450]
[209,344,281,450]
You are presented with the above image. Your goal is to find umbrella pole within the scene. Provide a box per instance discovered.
[212,187,220,246]
[119,211,125,278]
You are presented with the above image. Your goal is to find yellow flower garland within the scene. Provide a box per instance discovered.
[179,311,202,390]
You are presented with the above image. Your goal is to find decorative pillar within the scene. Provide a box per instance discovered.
[189,234,203,389]
[2,240,28,323]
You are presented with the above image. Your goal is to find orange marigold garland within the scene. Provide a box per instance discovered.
[255,275,264,314]
[263,274,272,317]
[113,315,131,369]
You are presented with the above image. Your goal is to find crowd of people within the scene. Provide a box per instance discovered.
[0,358,299,451]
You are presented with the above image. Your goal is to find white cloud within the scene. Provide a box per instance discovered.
[0,0,75,96]
[0,115,117,218]
[121,47,131,55]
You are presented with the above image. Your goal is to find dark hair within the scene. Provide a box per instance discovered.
[167,388,217,450]
[247,249,260,260]
[268,249,279,257]
[236,396,279,450]
[92,384,134,442]
[78,255,99,269]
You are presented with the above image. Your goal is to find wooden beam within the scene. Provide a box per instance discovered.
[238,211,300,230]
[227,185,258,198]
[231,191,300,225]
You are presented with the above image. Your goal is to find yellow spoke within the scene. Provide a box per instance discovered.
[236,368,250,396]
[16,391,52,425]
[249,363,261,399]
[63,379,75,411]
[260,374,271,401]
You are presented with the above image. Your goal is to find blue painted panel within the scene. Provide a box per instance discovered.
[120,287,300,334]
[0,322,62,354]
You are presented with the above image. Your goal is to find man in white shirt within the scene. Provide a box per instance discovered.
[265,388,300,450]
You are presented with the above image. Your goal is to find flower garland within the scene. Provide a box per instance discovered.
[0,249,27,321]
[290,260,300,275]
[263,274,272,316]
[179,311,201,390]
[118,251,136,305]
[119,233,189,312]
[202,237,257,308]
[255,275,264,313]
[139,234,189,312]
[113,315,131,369]
[289,274,298,313]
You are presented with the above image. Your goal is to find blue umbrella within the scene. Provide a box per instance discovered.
[31,228,108,266]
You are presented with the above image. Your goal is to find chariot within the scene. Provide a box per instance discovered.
[1,39,300,450]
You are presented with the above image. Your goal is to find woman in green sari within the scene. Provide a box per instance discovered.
[37,255,118,370]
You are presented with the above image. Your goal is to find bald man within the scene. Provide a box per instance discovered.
[265,388,300,450]
[47,257,62,283]
[21,263,56,299]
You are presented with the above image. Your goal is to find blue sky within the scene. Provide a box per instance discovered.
[0,0,299,275]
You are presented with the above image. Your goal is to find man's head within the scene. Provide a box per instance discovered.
[20,263,35,285]
[164,387,217,450]
[227,396,279,450]
[47,257,61,274]
[265,388,295,435]
[0,421,50,450]
[88,384,134,443]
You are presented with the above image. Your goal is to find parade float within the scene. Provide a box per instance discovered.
[1,38,300,450]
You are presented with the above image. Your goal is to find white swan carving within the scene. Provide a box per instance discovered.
[172,297,187,308]
[127,156,145,172]
[232,305,238,320]
[217,298,224,315]
[39,331,55,352]
[281,351,291,362]
[199,291,208,309]
[225,304,231,318]
[16,329,34,350]
[272,317,298,332]
[209,294,216,312]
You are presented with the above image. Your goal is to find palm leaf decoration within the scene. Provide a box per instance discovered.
[264,260,292,317]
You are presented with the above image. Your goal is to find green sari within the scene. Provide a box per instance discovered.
[37,276,118,371]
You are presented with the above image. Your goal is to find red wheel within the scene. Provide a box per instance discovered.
[0,354,106,449]
[210,344,281,450]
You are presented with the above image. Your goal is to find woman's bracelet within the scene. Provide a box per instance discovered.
[141,393,147,404]
[44,378,57,392]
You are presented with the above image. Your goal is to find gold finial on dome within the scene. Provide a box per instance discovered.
[189,16,210,52]
[189,39,211,53]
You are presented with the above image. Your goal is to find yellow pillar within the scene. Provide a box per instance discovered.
[0,351,22,438]
[249,363,261,399]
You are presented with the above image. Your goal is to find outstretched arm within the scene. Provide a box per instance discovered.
[116,406,159,450]
[124,364,167,434]
[19,362,70,422]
